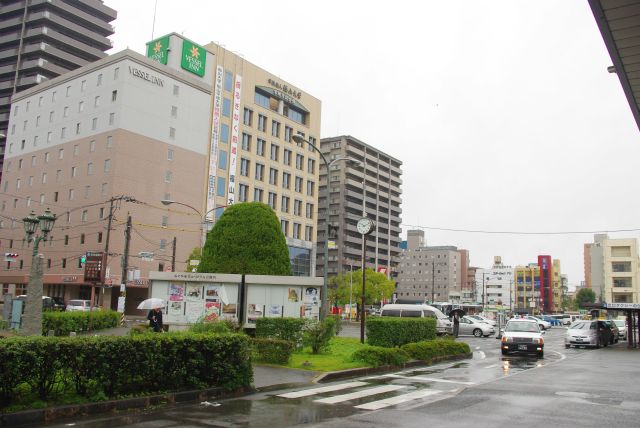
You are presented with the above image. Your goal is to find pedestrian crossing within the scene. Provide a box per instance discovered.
[275,370,470,411]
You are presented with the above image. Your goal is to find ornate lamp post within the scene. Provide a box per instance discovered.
[22,208,57,335]
[161,199,225,252]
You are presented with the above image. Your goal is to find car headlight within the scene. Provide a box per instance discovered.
[537,338,544,345]
[501,336,511,343]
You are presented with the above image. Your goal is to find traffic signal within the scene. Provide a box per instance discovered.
[80,254,87,264]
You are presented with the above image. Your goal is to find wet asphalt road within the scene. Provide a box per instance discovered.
[45,327,640,427]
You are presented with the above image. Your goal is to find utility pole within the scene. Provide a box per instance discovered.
[120,214,132,298]
[171,236,176,272]
[482,272,486,312]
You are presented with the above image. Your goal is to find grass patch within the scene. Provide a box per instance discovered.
[284,337,369,372]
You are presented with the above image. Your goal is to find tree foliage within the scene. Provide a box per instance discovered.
[184,247,202,272]
[328,268,395,307]
[197,202,291,275]
[575,288,596,308]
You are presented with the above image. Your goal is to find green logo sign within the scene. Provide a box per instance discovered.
[146,36,169,65]
[181,40,206,76]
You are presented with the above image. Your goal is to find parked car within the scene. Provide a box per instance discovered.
[614,319,627,341]
[601,320,619,344]
[380,303,453,335]
[15,295,55,311]
[565,320,613,348]
[550,314,572,326]
[459,315,495,337]
[467,314,496,327]
[524,315,551,330]
[66,299,98,312]
[539,315,561,327]
[51,296,65,311]
[501,319,545,358]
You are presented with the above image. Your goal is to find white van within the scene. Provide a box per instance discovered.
[380,303,453,335]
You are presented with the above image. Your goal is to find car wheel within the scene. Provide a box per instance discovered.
[537,351,544,358]
[501,349,508,356]
[595,338,601,349]
[473,329,483,337]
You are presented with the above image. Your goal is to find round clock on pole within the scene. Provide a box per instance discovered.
[357,217,375,235]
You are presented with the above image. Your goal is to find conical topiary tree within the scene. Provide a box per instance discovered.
[197,202,291,275]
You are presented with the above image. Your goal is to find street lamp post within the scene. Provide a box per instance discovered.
[161,200,223,251]
[291,134,360,320]
[22,208,57,335]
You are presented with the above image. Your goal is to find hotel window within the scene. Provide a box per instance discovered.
[84,185,91,198]
[271,120,280,138]
[76,122,81,134]
[92,117,97,130]
[112,90,118,101]
[171,106,178,118]
[18,159,23,169]
[306,203,314,219]
[268,192,277,210]
[241,133,251,151]
[41,172,47,184]
[26,101,30,112]
[307,158,315,174]
[255,163,264,181]
[33,135,38,146]
[106,135,113,148]
[281,220,289,235]
[39,194,45,205]
[221,123,229,143]
[305,225,313,241]
[97,73,103,86]
[94,96,100,107]
[11,124,15,135]
[62,259,67,269]
[256,138,265,156]
[101,182,108,195]
[64,235,69,245]
[243,108,253,126]
[52,91,57,102]
[109,113,115,125]
[47,132,52,143]
[258,114,266,132]
[28,176,33,186]
[295,154,303,170]
[80,233,86,243]
[87,162,94,175]
[81,80,86,92]
[293,223,301,239]
[44,152,49,163]
[283,149,292,166]
[239,184,248,202]
[284,126,292,142]
[222,98,231,117]
[90,140,96,152]
[306,181,315,196]
[31,155,36,166]
[66,85,71,97]
[71,166,77,177]
[78,101,84,112]
[97,232,103,243]
[282,172,290,189]
[61,127,66,139]
[269,168,278,185]
[74,144,79,156]
[255,91,270,108]
[294,176,303,193]
[161,215,168,227]
[68,188,75,200]
[217,177,226,197]
[56,170,62,182]
[36,115,40,126]
[240,158,250,177]
[270,144,279,161]
[224,70,233,91]
[173,84,179,96]
[64,106,69,117]
[254,188,263,202]
[114,67,119,79]
[293,199,302,216]
[59,148,64,159]
[281,195,290,213]
[49,111,54,122]
[38,96,43,107]
[167,149,174,160]
[104,159,111,172]
[13,105,18,116]
[308,137,317,152]
[169,127,176,139]
[165,170,172,183]
[99,207,105,219]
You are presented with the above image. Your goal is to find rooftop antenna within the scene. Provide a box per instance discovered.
[151,0,158,40]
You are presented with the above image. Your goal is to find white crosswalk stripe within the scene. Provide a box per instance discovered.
[314,385,405,404]
[383,373,476,386]
[277,381,368,399]
[354,389,441,410]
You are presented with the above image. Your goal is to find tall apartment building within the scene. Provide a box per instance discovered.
[396,230,462,303]
[475,256,513,309]
[0,33,322,313]
[317,135,402,278]
[514,264,541,314]
[585,234,640,304]
[0,0,117,178]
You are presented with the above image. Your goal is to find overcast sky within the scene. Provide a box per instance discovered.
[104,0,639,289]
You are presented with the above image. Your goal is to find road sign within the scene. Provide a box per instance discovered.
[84,252,106,283]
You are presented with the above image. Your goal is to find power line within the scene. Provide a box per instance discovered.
[401,224,640,236]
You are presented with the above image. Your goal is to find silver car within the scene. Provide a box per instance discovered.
[565,320,612,348]
[613,319,627,341]
[459,315,495,337]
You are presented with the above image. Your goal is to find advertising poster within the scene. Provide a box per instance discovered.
[222,303,237,318]
[247,303,262,325]
[204,301,221,321]
[185,301,205,323]
[169,301,184,316]
[288,288,299,302]
[303,287,319,305]
[268,305,282,316]
[169,283,184,301]
[185,284,202,301]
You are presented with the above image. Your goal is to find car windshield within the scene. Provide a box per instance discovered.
[505,321,539,333]
[570,322,590,330]
[614,320,625,327]
[69,301,84,306]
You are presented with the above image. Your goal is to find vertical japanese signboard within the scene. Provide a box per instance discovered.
[146,36,170,65]
[84,251,106,283]
[181,40,206,77]
[206,65,224,221]
[227,74,242,205]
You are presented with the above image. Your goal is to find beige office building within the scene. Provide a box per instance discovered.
[0,33,321,312]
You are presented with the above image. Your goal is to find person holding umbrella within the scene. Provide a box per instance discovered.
[449,308,464,338]
[147,307,163,332]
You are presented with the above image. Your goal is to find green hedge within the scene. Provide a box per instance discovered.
[252,338,294,364]
[42,310,120,336]
[255,317,305,347]
[366,317,437,348]
[0,332,253,409]
[351,346,410,367]
[401,339,471,360]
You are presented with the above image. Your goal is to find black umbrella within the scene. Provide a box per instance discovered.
[448,308,466,317]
